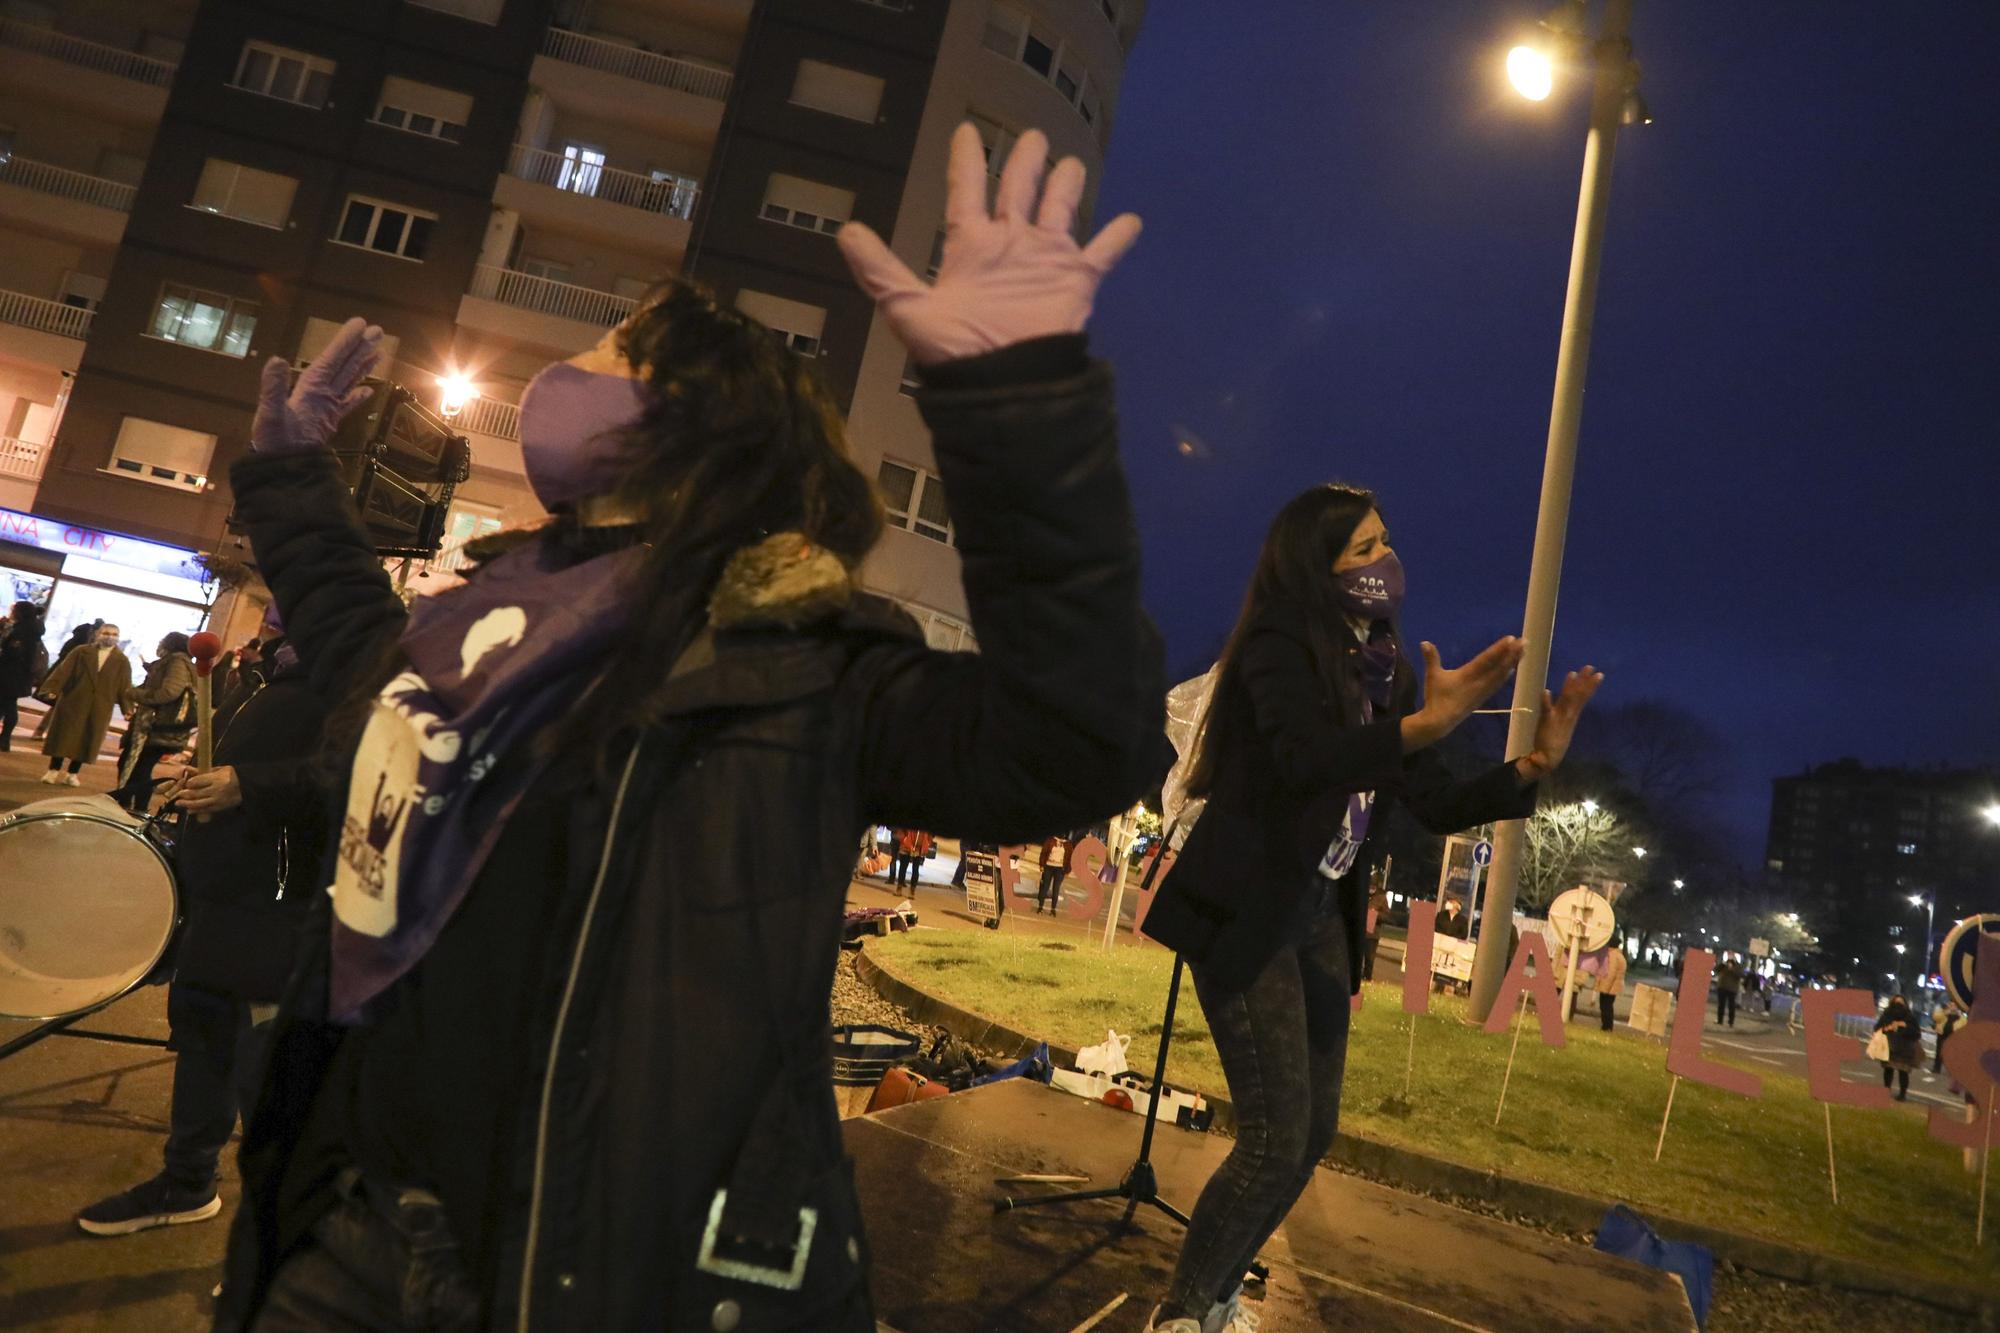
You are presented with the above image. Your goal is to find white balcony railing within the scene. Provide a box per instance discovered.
[0,155,137,212]
[540,28,732,102]
[455,396,520,441]
[0,16,178,87]
[505,144,700,221]
[0,436,53,482]
[0,288,95,340]
[469,264,638,328]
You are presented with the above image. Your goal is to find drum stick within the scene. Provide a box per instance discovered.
[188,632,223,773]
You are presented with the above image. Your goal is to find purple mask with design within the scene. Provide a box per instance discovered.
[516,362,653,509]
[1332,550,1404,620]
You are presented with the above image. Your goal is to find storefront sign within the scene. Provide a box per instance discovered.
[0,506,206,583]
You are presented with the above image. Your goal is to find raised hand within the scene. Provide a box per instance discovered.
[1403,637,1524,751]
[252,316,383,455]
[835,122,1142,365]
[1516,666,1605,780]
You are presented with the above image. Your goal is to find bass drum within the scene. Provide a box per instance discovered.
[0,794,178,1021]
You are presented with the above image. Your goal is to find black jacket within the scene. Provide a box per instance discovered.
[0,618,43,698]
[1143,602,1537,992]
[171,662,329,1000]
[216,338,1168,1331]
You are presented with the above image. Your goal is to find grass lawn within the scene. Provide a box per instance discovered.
[868,929,1998,1291]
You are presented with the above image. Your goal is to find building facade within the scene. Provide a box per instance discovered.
[0,0,1145,656]
[1765,759,2000,986]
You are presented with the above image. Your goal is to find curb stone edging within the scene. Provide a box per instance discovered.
[854,944,1999,1328]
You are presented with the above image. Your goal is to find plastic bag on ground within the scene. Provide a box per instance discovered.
[1075,1028,1132,1078]
[1592,1204,1713,1329]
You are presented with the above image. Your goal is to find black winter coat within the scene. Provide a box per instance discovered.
[171,663,329,1001]
[0,619,43,698]
[216,338,1168,1332]
[1143,602,1537,992]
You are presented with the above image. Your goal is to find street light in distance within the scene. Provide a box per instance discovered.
[1632,846,1647,859]
[1672,878,1685,891]
[1982,802,2000,829]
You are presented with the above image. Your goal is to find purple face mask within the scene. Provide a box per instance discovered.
[516,362,653,509]
[1332,550,1404,620]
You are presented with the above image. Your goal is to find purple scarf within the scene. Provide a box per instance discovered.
[327,539,644,1022]
[1318,623,1399,882]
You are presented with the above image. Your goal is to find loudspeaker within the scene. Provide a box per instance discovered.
[305,379,472,558]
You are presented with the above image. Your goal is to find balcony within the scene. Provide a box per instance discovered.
[0,17,176,123]
[0,156,135,248]
[0,288,94,372]
[0,436,53,484]
[534,28,729,141]
[455,395,519,442]
[496,144,699,256]
[458,264,636,355]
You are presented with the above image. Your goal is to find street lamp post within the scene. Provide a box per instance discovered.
[1471,0,1646,1023]
[1909,893,1935,987]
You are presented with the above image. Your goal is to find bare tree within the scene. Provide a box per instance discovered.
[1520,800,1640,910]
[1578,700,1731,813]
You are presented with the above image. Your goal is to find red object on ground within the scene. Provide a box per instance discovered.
[188,631,224,677]
[1101,1088,1134,1112]
[866,1067,950,1113]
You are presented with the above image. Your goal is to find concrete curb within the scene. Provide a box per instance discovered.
[856,944,1998,1327]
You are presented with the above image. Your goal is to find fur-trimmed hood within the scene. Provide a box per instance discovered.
[706,531,855,631]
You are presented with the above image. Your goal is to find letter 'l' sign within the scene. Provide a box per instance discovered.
[1482,931,1567,1049]
[1802,988,1893,1109]
[1667,949,1762,1098]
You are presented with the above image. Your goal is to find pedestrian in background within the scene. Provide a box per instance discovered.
[1596,938,1627,1032]
[891,828,933,890]
[110,632,196,813]
[36,622,130,785]
[1934,1000,1961,1074]
[1037,831,1071,913]
[0,599,47,751]
[1434,894,1468,939]
[1714,952,1743,1027]
[1874,994,1922,1100]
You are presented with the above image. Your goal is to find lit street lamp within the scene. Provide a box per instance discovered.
[1907,893,1935,989]
[1632,845,1647,858]
[437,372,478,420]
[1983,802,2000,829]
[1470,0,1652,1023]
[1672,878,1685,891]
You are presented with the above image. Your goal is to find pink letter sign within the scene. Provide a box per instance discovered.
[1667,949,1761,1098]
[1930,932,2000,1149]
[1060,835,1113,922]
[1402,900,1437,1016]
[1801,988,1892,1109]
[1482,931,1566,1048]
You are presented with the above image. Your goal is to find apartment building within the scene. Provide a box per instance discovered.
[0,0,1145,655]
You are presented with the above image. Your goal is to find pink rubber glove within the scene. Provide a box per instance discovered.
[251,316,383,455]
[836,123,1141,366]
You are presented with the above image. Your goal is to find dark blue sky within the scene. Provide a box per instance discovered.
[1086,2,2000,858]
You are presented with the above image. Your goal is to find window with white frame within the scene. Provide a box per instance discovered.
[875,458,952,545]
[981,3,1099,126]
[147,283,259,357]
[334,195,437,260]
[298,317,400,368]
[967,113,1020,177]
[109,417,217,491]
[734,289,827,358]
[373,77,472,142]
[760,173,854,235]
[190,159,297,229]
[555,143,606,196]
[232,40,335,108]
[789,59,884,123]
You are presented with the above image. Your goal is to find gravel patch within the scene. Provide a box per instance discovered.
[831,949,951,1050]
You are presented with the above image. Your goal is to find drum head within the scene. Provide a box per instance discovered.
[0,795,177,1020]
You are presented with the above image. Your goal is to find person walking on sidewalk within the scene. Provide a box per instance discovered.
[1713,953,1743,1027]
[35,622,130,785]
[0,599,47,751]
[110,632,196,812]
[1874,994,1923,1100]
[891,827,934,890]
[1596,939,1627,1032]
[1036,831,1071,913]
[77,647,330,1236]
[1138,482,1602,1333]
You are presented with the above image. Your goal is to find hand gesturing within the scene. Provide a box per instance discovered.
[252,317,383,455]
[836,122,1142,365]
[1519,667,1605,778]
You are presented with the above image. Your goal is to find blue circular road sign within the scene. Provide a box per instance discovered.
[1473,841,1493,867]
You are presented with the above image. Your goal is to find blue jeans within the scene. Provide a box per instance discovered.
[1160,883,1351,1321]
[163,983,271,1191]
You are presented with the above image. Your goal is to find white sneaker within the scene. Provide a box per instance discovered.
[1208,1293,1261,1333]
[1144,1306,1203,1333]
[62,772,81,786]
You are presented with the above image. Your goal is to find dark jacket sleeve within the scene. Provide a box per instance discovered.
[1393,743,1538,835]
[853,336,1170,842]
[1237,625,1404,795]
[130,654,194,708]
[229,452,408,705]
[233,756,326,831]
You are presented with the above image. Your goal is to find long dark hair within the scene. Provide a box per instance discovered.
[329,278,883,776]
[1184,483,1392,798]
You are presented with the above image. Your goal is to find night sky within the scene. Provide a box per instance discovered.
[1085,2,2000,859]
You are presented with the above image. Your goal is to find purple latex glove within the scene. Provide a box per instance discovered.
[251,317,383,455]
[836,123,1141,366]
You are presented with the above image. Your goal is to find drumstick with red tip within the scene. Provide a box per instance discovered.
[188,631,223,772]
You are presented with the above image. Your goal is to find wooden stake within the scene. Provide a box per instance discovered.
[1495,990,1529,1127]
[1404,1014,1417,1101]
[1980,1098,1995,1247]
[1823,1102,1838,1206]
[1653,1075,1680,1162]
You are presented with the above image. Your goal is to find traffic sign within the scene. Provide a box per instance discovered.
[1941,914,1999,1010]
[1473,840,1493,867]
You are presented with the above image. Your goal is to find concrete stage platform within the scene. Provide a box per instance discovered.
[851,1079,1697,1333]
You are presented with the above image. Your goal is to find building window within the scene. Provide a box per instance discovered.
[760,173,855,235]
[1897,842,1917,855]
[146,283,259,357]
[59,272,106,312]
[789,59,884,123]
[556,143,607,196]
[981,2,1098,126]
[231,40,335,108]
[299,317,400,369]
[190,159,297,229]
[109,417,216,491]
[373,77,472,142]
[875,458,952,545]
[968,113,1024,177]
[734,289,826,358]
[334,196,437,260]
